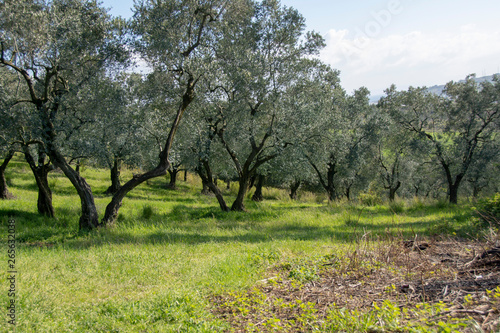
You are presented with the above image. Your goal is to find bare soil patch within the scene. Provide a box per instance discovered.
[213,237,500,332]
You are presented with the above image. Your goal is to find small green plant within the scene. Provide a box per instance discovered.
[389,200,405,214]
[486,286,500,303]
[358,190,382,206]
[288,265,319,283]
[141,204,156,220]
[341,210,361,226]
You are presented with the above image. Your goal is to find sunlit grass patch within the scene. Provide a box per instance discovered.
[0,160,483,331]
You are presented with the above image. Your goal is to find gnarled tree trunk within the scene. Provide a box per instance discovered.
[231,175,250,211]
[388,181,401,202]
[101,75,196,226]
[197,161,230,212]
[105,156,122,195]
[0,150,15,200]
[251,175,264,202]
[23,146,55,217]
[167,168,179,190]
[40,107,99,230]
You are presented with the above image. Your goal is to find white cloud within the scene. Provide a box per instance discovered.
[321,25,500,94]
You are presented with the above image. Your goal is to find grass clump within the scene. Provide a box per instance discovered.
[141,204,156,220]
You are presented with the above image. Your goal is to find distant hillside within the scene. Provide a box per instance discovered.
[369,73,499,104]
[427,74,499,96]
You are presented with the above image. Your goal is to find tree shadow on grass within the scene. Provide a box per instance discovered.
[0,209,40,223]
[2,202,477,250]
[0,208,79,243]
[63,209,466,250]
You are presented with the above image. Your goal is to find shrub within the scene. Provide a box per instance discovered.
[475,193,500,228]
[358,190,382,206]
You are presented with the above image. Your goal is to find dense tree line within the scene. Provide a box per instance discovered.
[1,0,499,230]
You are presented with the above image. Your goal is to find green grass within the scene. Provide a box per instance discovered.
[0,156,479,332]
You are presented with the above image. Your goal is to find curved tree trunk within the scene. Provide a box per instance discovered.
[231,176,250,211]
[105,156,122,195]
[23,147,55,217]
[54,155,98,229]
[441,160,463,205]
[41,108,99,230]
[0,150,15,200]
[102,75,196,226]
[34,166,54,217]
[103,166,167,225]
[196,161,229,212]
[388,181,401,202]
[307,154,338,202]
[251,175,264,202]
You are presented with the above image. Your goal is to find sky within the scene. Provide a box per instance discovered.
[100,0,500,95]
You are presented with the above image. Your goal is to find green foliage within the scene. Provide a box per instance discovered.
[475,193,500,227]
[324,301,469,332]
[358,190,383,206]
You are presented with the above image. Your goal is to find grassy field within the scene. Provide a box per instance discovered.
[0,156,495,332]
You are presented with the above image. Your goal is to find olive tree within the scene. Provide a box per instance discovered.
[1,0,128,229]
[197,0,325,211]
[304,85,379,201]
[101,0,238,224]
[380,75,500,204]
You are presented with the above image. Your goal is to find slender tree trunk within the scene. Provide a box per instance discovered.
[184,170,188,181]
[248,175,256,190]
[54,155,97,229]
[167,168,178,190]
[75,159,81,175]
[441,160,463,204]
[289,180,301,200]
[206,180,229,211]
[251,175,264,202]
[0,150,15,200]
[307,155,337,202]
[413,184,420,197]
[103,166,167,224]
[226,179,231,190]
[105,157,122,195]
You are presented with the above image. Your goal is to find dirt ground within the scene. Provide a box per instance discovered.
[213,236,500,332]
